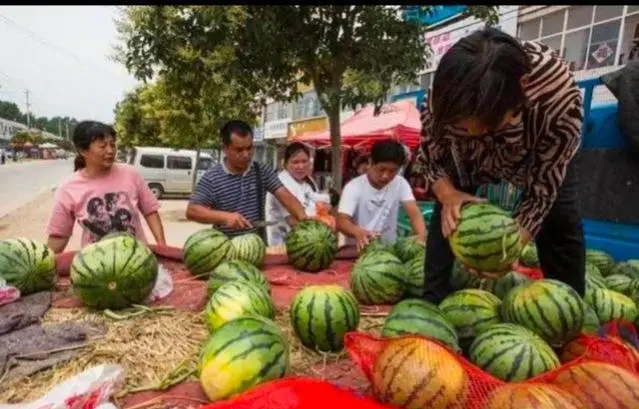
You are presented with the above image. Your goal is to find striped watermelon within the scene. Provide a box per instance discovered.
[227,233,266,267]
[289,285,359,352]
[549,361,639,409]
[519,243,540,268]
[605,274,634,295]
[285,220,337,272]
[350,251,406,305]
[586,269,608,295]
[586,261,603,278]
[199,315,289,401]
[361,238,393,257]
[206,260,269,297]
[492,271,531,299]
[393,236,424,263]
[585,287,638,324]
[372,337,468,409]
[483,383,582,409]
[184,228,231,277]
[449,260,481,290]
[204,280,274,332]
[501,279,585,346]
[403,254,425,298]
[439,289,502,341]
[449,203,523,273]
[70,235,158,310]
[468,323,560,382]
[100,231,134,241]
[381,299,460,351]
[0,238,55,295]
[586,249,615,276]
[611,260,639,279]
[582,302,601,334]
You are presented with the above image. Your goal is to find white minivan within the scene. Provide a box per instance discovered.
[128,146,216,199]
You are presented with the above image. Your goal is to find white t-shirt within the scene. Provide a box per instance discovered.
[265,170,328,246]
[338,174,415,244]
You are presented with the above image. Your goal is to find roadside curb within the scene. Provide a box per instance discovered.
[0,183,58,221]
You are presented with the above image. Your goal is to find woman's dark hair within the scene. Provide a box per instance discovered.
[284,142,311,163]
[370,139,406,166]
[430,27,532,138]
[73,120,117,171]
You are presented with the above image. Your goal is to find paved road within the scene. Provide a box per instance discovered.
[0,159,73,218]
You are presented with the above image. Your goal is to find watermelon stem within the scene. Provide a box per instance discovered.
[116,358,197,397]
[103,305,175,320]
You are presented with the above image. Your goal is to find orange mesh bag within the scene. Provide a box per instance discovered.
[533,359,639,408]
[344,332,505,409]
[481,382,583,409]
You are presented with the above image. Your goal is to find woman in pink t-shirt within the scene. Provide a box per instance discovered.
[46,121,167,253]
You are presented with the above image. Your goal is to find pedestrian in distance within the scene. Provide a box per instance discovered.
[414,27,585,303]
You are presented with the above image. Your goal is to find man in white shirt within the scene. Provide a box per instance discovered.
[337,139,427,251]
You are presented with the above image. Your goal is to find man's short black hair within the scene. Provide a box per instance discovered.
[370,139,406,166]
[221,120,253,146]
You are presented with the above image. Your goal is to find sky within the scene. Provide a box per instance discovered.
[0,6,139,123]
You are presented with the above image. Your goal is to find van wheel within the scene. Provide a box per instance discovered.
[148,183,164,199]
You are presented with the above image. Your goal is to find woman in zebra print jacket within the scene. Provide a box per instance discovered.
[413,27,585,303]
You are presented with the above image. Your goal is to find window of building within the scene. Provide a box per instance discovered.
[140,154,164,169]
[167,156,192,170]
[277,102,289,120]
[519,5,631,72]
[541,11,565,37]
[265,102,277,123]
[619,15,639,64]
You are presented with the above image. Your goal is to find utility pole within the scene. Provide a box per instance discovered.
[65,122,69,140]
[25,89,31,128]
[58,118,62,138]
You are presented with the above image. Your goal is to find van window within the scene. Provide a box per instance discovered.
[197,157,213,171]
[167,156,192,170]
[140,154,164,168]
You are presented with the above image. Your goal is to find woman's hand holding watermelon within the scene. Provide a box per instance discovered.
[438,188,486,238]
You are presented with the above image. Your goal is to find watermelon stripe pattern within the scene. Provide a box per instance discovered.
[70,235,158,310]
[184,228,231,277]
[449,261,480,291]
[450,203,523,273]
[492,271,530,299]
[484,383,583,409]
[207,260,269,296]
[586,249,615,276]
[403,254,425,298]
[290,285,359,352]
[205,280,274,332]
[351,251,406,305]
[393,236,424,263]
[500,279,584,346]
[0,238,56,295]
[285,220,337,272]
[585,287,638,324]
[469,323,560,382]
[604,274,633,295]
[382,299,460,351]
[611,260,639,279]
[227,233,266,267]
[199,316,289,401]
[439,289,502,340]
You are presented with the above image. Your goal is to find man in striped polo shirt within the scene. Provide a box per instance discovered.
[186,120,307,238]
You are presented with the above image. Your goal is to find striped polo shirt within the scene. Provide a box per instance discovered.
[190,161,283,237]
[414,41,583,236]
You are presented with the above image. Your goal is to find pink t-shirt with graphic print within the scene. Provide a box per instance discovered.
[47,163,161,248]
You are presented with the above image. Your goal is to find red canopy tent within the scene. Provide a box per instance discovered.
[297,100,422,150]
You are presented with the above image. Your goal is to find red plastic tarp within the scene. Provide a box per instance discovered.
[297,101,422,149]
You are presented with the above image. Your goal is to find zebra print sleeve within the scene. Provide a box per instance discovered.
[513,92,583,236]
[413,97,449,190]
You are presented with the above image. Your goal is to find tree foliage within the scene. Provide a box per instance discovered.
[115,5,498,189]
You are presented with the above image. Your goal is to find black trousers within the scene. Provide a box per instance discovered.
[423,159,586,303]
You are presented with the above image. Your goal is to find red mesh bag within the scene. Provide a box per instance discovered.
[512,263,544,280]
[559,320,639,374]
[197,377,391,409]
[344,332,505,409]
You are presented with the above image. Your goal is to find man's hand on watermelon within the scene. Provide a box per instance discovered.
[354,228,379,252]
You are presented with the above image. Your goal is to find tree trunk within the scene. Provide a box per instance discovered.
[191,146,201,194]
[327,108,342,190]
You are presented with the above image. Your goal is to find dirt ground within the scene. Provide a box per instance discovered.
[0,190,203,249]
